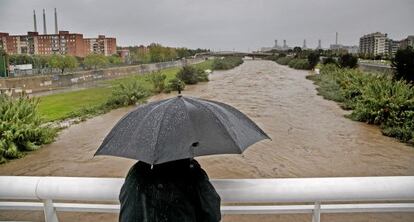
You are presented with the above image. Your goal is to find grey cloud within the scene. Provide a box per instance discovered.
[0,0,413,51]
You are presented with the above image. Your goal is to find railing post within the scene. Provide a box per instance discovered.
[43,199,59,222]
[312,201,321,222]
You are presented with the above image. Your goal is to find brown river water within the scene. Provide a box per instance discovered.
[1,60,413,221]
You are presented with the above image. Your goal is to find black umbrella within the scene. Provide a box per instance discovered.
[95,95,270,164]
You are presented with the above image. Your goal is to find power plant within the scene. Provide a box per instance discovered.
[33,10,37,32]
[0,8,117,57]
[33,8,59,34]
[54,8,58,34]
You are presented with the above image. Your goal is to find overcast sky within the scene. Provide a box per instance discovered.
[1,0,413,51]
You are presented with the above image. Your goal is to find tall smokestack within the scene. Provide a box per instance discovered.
[33,10,37,32]
[318,39,322,49]
[43,9,47,34]
[303,39,307,49]
[335,32,338,45]
[54,8,58,34]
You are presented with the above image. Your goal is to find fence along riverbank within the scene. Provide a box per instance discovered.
[0,58,205,96]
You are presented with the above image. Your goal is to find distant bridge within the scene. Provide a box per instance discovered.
[195,51,273,58]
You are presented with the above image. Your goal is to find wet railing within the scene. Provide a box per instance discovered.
[0,176,413,222]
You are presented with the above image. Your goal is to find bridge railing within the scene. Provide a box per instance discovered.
[0,176,413,222]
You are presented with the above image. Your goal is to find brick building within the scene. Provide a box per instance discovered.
[84,35,117,56]
[0,31,116,57]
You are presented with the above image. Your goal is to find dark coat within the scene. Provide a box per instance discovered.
[119,159,221,222]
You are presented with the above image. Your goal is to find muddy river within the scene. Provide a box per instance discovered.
[1,60,413,221]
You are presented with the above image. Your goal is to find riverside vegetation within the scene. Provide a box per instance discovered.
[0,95,57,163]
[307,64,414,144]
[0,57,244,162]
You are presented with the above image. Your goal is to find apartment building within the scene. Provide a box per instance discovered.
[0,31,116,57]
[359,32,389,56]
[84,35,117,56]
[400,36,414,49]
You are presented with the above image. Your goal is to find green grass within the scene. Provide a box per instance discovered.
[37,60,214,122]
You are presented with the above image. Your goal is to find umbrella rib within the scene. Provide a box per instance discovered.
[151,99,175,164]
[186,98,241,152]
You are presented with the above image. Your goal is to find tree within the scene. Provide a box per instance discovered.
[307,52,320,69]
[84,54,109,69]
[62,56,79,73]
[338,53,358,68]
[392,47,414,83]
[108,55,123,65]
[293,47,302,54]
[48,55,78,73]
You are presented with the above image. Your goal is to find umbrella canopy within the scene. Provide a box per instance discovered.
[95,96,270,164]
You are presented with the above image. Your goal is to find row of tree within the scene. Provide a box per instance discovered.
[124,44,209,64]
[7,53,124,73]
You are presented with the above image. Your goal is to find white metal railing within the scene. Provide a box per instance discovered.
[0,176,413,222]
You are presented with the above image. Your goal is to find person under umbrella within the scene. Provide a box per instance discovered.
[95,95,270,222]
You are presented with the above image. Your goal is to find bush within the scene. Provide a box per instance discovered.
[177,65,199,84]
[148,71,167,93]
[165,78,186,93]
[392,47,414,83]
[212,57,243,70]
[338,54,358,68]
[322,57,338,66]
[307,52,320,70]
[106,81,150,107]
[276,57,293,65]
[309,64,414,143]
[196,68,209,82]
[0,95,57,163]
[288,59,311,70]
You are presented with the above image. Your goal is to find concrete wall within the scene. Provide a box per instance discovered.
[359,63,393,74]
[0,58,204,95]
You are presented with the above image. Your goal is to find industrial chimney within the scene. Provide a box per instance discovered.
[33,10,37,32]
[335,32,338,45]
[43,9,47,34]
[317,39,322,49]
[54,8,58,34]
[303,39,307,49]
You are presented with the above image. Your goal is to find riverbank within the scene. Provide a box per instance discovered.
[37,60,214,122]
[1,60,413,221]
[307,64,414,145]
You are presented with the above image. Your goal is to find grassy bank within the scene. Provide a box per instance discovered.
[38,60,214,122]
[307,64,414,144]
[1,58,247,163]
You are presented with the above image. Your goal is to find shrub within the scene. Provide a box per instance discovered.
[177,65,199,84]
[288,59,311,70]
[309,64,414,143]
[338,54,358,68]
[0,95,57,163]
[106,81,150,107]
[322,57,338,66]
[391,47,414,83]
[165,78,186,93]
[307,52,320,70]
[212,57,243,70]
[148,71,167,93]
[276,57,293,65]
[196,68,209,82]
